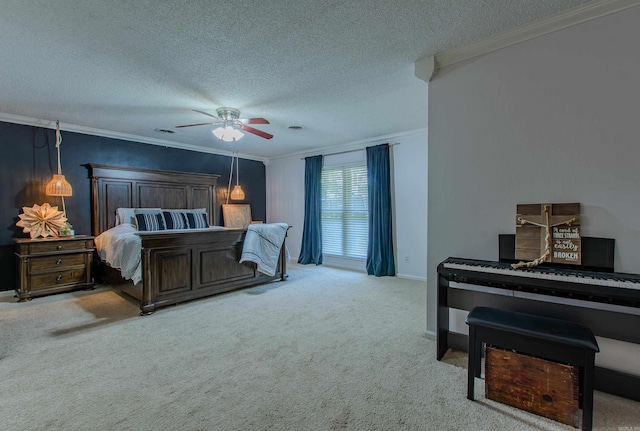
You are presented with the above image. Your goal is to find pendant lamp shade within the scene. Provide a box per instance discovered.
[45,174,72,197]
[230,184,245,200]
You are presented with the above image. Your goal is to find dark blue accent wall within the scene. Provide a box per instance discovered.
[0,120,266,292]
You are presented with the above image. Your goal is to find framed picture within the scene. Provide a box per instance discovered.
[222,204,252,228]
[515,202,581,265]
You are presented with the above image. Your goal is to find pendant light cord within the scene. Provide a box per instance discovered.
[236,153,240,186]
[226,153,235,205]
[55,120,63,175]
[56,120,67,217]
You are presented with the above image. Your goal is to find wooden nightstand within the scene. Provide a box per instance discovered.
[14,235,95,301]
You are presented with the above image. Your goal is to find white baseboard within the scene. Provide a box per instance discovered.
[292,256,427,280]
[396,273,427,282]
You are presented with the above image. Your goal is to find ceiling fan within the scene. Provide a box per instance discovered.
[176,107,273,141]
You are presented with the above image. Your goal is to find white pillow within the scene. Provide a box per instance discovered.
[115,208,160,226]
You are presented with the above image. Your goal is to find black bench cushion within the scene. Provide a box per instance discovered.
[465,306,599,352]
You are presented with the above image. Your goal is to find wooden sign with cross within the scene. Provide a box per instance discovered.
[514,203,581,269]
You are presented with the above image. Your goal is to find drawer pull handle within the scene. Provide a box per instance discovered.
[56,259,62,265]
[57,245,63,250]
[56,275,62,281]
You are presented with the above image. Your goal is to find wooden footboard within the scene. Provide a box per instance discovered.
[137,228,287,315]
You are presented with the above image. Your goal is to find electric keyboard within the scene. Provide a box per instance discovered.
[438,257,640,306]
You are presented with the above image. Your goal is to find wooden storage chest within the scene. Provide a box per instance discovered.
[485,345,580,428]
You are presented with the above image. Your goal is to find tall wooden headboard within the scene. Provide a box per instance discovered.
[87,164,220,236]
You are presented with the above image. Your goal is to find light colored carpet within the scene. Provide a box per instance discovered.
[0,263,638,431]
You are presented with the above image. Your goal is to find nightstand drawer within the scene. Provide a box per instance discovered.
[28,240,88,254]
[30,269,87,290]
[29,254,86,272]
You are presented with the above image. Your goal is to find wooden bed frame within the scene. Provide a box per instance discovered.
[87,164,287,315]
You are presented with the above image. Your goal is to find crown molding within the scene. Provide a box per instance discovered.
[0,112,268,164]
[266,128,428,162]
[0,112,426,165]
[435,0,640,70]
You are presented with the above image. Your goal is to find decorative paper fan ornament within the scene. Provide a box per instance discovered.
[16,203,68,238]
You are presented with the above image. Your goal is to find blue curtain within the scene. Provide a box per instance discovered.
[298,155,323,265]
[366,144,395,276]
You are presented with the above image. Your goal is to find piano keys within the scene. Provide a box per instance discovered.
[439,257,640,305]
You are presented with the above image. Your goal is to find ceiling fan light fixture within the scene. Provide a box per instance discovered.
[213,125,244,142]
[178,107,272,140]
[212,127,225,140]
[216,107,241,121]
[229,126,244,141]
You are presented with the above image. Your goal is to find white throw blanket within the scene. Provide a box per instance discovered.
[94,223,143,284]
[240,223,289,276]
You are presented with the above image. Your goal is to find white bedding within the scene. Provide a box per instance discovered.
[94,223,143,284]
[94,224,229,285]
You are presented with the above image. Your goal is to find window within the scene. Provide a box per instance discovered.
[321,164,368,259]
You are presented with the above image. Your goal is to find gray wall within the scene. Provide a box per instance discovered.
[428,7,640,373]
[266,130,428,280]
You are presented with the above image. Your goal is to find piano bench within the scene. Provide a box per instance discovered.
[465,306,599,431]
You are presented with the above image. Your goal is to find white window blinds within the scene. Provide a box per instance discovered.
[321,164,368,259]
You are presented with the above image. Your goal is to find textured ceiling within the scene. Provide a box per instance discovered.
[0,0,591,160]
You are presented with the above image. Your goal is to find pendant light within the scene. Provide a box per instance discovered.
[45,120,73,216]
[226,153,245,203]
[230,153,245,200]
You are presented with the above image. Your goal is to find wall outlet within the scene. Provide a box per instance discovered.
[404,255,410,263]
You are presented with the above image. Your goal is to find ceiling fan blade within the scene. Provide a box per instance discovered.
[175,121,216,128]
[192,109,220,119]
[240,124,273,139]
[242,118,270,125]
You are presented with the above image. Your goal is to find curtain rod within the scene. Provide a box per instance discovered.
[300,143,399,160]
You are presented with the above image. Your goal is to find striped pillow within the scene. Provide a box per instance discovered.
[116,207,160,226]
[163,211,189,230]
[185,212,209,229]
[134,210,167,231]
